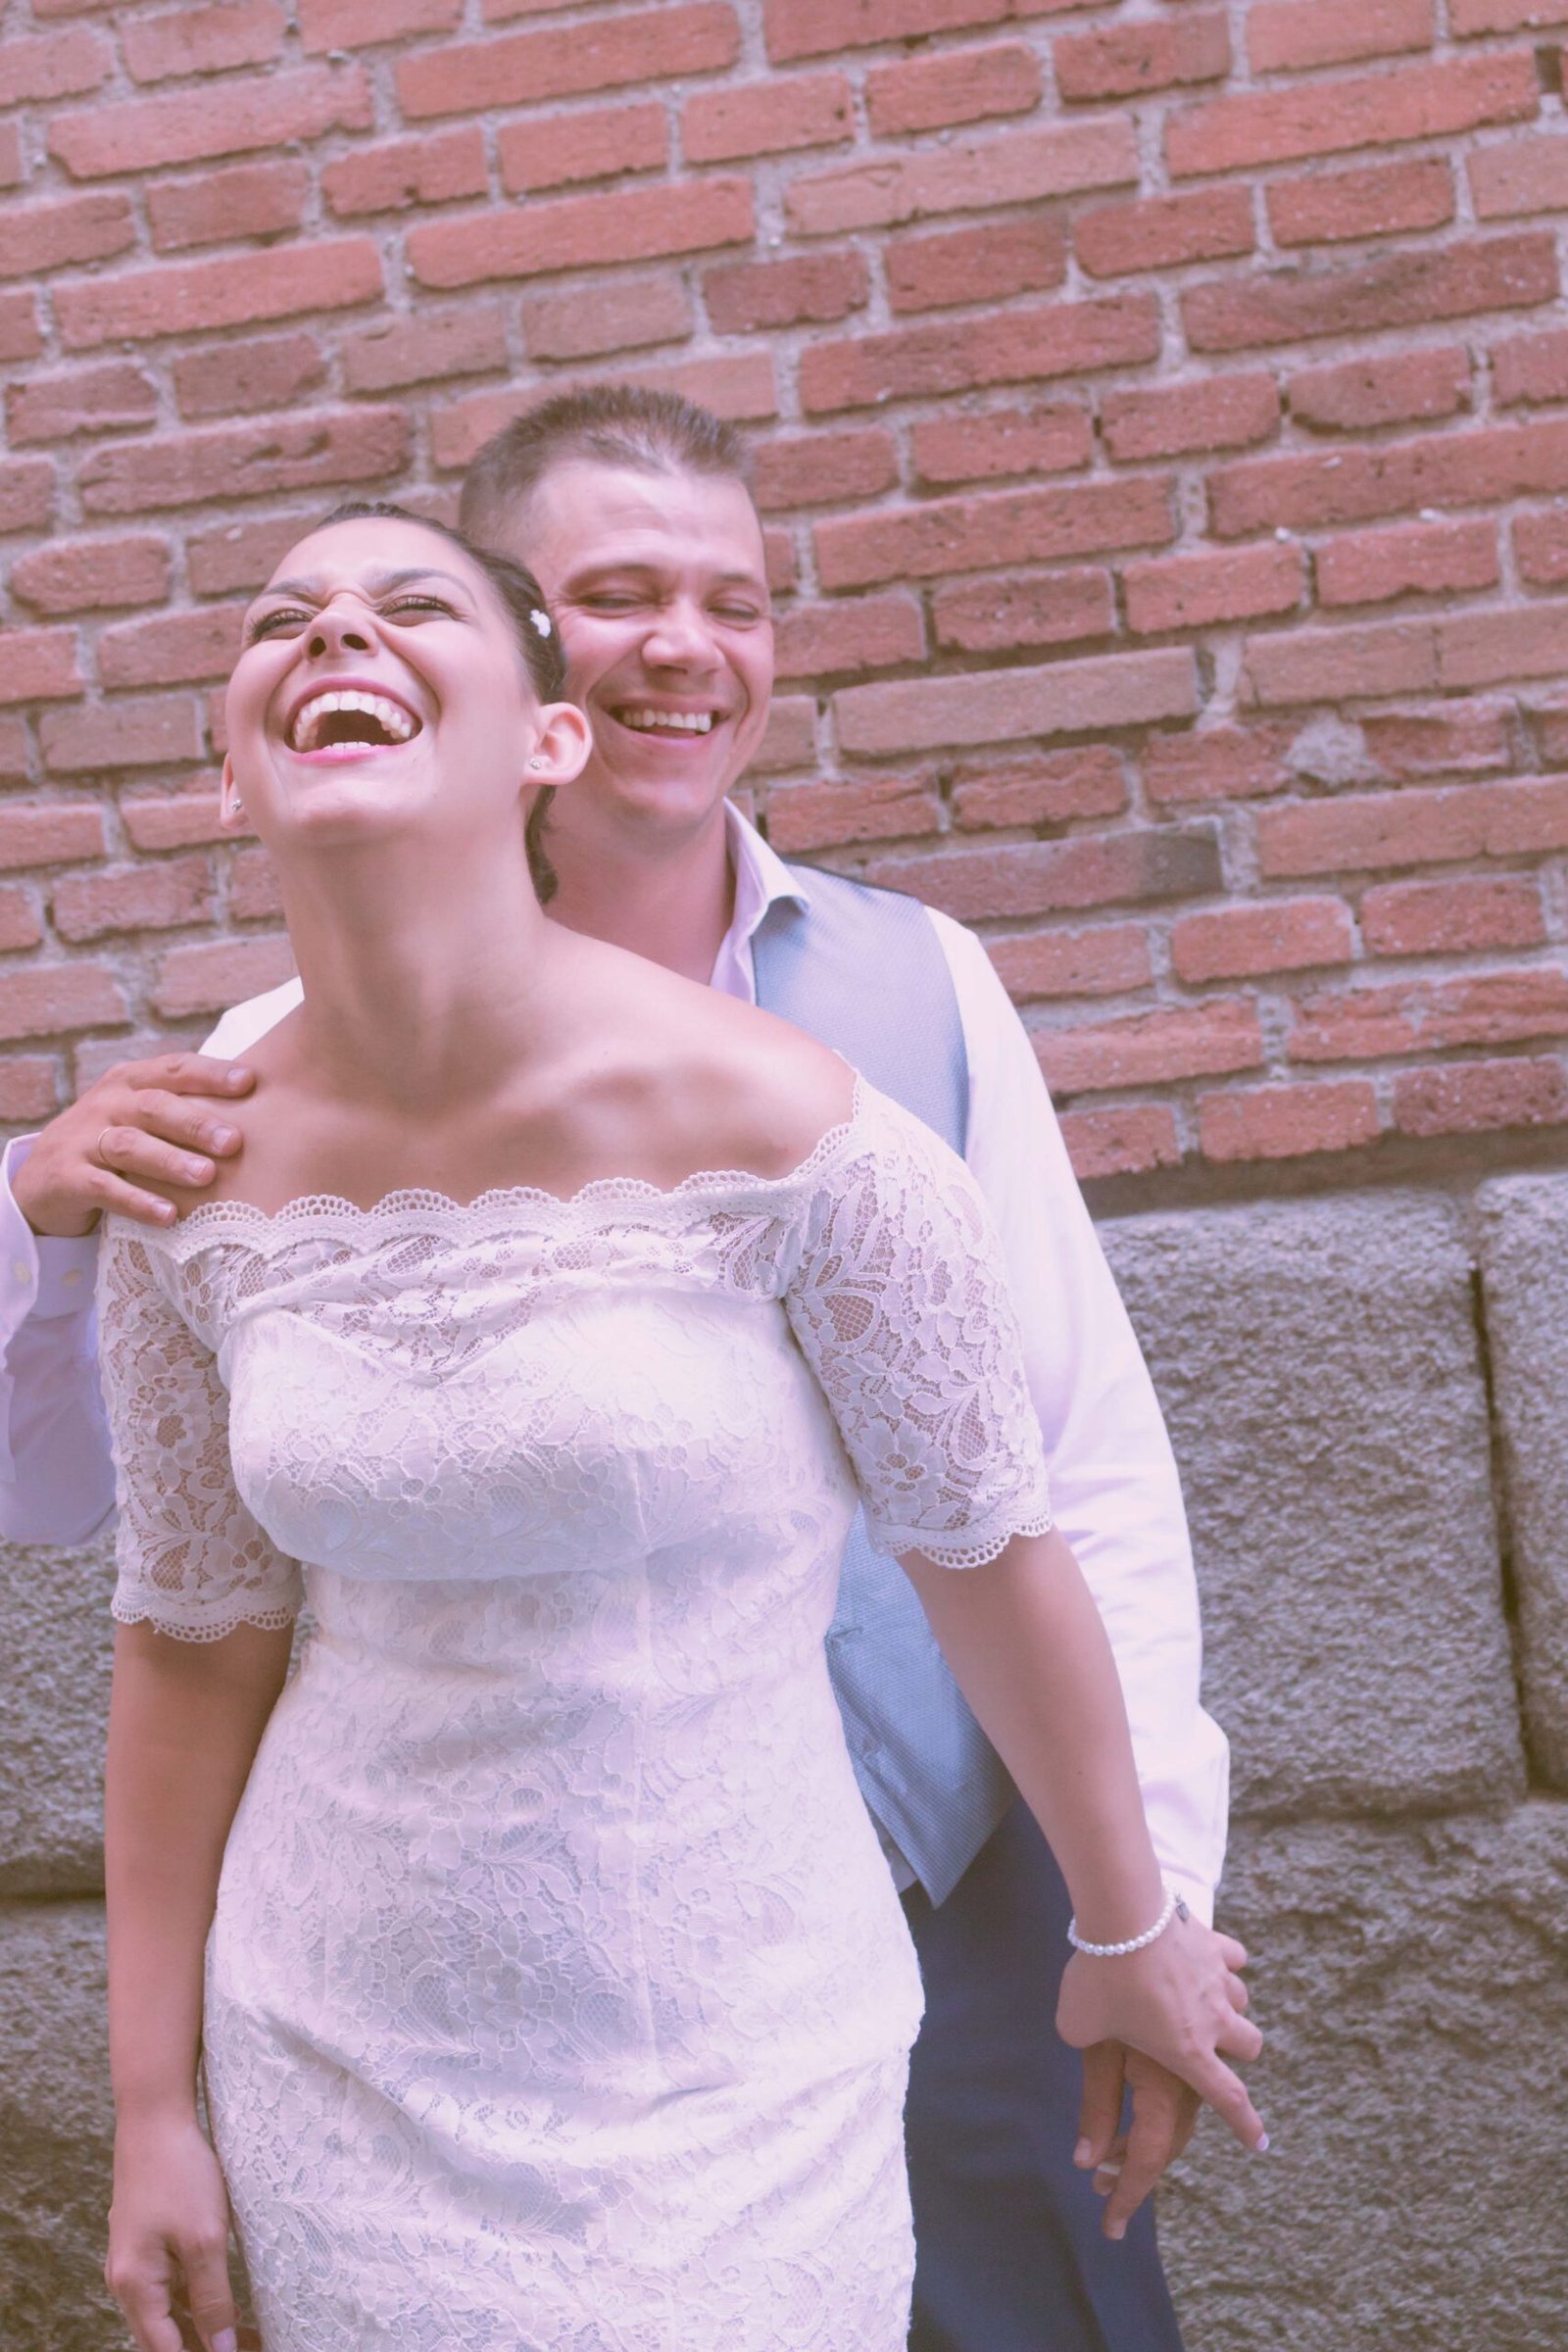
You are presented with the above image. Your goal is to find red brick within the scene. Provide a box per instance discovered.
[1469,135,1568,221]
[173,332,327,420]
[1438,599,1568,691]
[1247,0,1434,73]
[840,647,1200,758]
[911,407,1092,487]
[1059,1104,1183,1181]
[122,792,241,851]
[11,534,172,616]
[1268,157,1453,248]
[322,127,488,218]
[786,122,1137,237]
[1392,1055,1568,1135]
[752,696,815,774]
[1493,326,1568,408]
[800,293,1160,415]
[764,0,1014,64]
[49,65,371,179]
[1514,509,1568,585]
[1254,772,1568,877]
[1166,53,1538,178]
[988,924,1151,1001]
[0,26,110,104]
[6,363,158,446]
[0,722,29,786]
[122,0,286,81]
[1183,233,1556,357]
[1452,0,1568,27]
[1143,724,1298,804]
[1244,617,1439,704]
[816,477,1172,592]
[1288,345,1471,432]
[706,252,869,333]
[0,294,43,366]
[773,595,926,678]
[0,633,80,709]
[409,178,754,289]
[682,73,853,163]
[1361,875,1544,956]
[78,407,410,515]
[0,964,126,1045]
[228,846,282,923]
[1172,895,1353,983]
[1315,517,1498,607]
[1039,998,1264,1096]
[0,805,107,868]
[300,0,462,49]
[57,237,383,351]
[1360,700,1511,777]
[953,746,1128,830]
[147,159,309,253]
[153,935,296,1020]
[887,217,1067,314]
[398,4,739,119]
[764,773,941,853]
[53,856,215,944]
[1056,13,1230,103]
[0,461,55,536]
[0,126,23,191]
[0,1061,64,1122]
[0,889,44,956]
[932,568,1115,654]
[1125,542,1303,635]
[0,193,135,280]
[866,40,1041,136]
[522,272,694,363]
[1291,967,1568,1062]
[864,821,1218,919]
[431,350,776,468]
[185,514,316,600]
[98,608,244,691]
[1101,375,1280,463]
[751,429,900,511]
[340,307,509,395]
[1209,414,1568,539]
[1076,187,1254,279]
[500,101,667,193]
[1199,1079,1379,1161]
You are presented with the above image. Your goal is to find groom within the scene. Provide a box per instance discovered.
[3,388,1228,2352]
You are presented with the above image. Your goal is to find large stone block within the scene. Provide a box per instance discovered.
[1160,1804,1568,2352]
[1477,1175,1568,1787]
[1102,1195,1525,1820]
[0,1536,114,1896]
[0,1898,125,2351]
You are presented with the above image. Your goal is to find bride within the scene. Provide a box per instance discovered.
[100,504,1262,2352]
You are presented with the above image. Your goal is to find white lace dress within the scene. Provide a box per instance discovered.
[100,1082,1052,2352]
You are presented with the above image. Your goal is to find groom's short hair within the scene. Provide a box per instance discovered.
[459,386,751,546]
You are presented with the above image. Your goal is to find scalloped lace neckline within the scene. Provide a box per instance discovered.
[133,1074,871,1244]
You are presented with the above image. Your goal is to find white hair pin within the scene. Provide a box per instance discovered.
[529,609,552,637]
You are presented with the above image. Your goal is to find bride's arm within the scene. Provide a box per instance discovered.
[106,1622,290,2352]
[901,1529,1263,2145]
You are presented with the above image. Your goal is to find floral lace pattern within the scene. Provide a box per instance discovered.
[99,1084,1051,2352]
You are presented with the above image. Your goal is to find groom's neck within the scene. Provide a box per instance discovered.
[549,809,736,988]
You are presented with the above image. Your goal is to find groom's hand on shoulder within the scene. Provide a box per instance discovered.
[14,1053,255,1238]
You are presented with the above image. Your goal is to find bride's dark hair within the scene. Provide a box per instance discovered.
[318,500,568,904]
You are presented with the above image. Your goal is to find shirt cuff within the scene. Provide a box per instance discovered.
[1162,1868,1215,1929]
[1,1136,98,1319]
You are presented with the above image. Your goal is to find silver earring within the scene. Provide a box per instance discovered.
[527,757,547,771]
[230,796,246,817]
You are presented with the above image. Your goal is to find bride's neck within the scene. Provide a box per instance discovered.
[277,841,564,1113]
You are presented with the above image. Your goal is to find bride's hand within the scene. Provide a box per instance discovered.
[1055,1912,1265,2165]
[106,2113,244,2352]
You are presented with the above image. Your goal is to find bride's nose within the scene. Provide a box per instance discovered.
[307,606,374,660]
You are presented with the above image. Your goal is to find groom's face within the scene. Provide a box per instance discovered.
[485,459,775,846]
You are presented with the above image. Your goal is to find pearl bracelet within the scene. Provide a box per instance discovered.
[1066,1885,1189,1958]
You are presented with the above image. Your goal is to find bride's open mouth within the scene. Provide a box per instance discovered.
[285,686,423,760]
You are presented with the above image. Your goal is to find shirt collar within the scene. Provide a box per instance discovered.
[724,798,808,954]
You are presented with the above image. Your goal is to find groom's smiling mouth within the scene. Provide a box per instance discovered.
[607,704,724,742]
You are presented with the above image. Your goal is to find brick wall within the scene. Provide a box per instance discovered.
[4,0,1568,1191]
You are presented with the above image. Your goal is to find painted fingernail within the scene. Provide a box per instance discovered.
[1257,2131,1270,2152]
[1073,2138,1093,2169]
[1106,2221,1127,2243]
[214,2330,239,2352]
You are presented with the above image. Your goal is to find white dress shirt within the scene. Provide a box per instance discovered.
[0,804,1227,1913]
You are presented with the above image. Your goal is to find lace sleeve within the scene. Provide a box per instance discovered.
[784,1090,1053,1569]
[98,1225,302,1642]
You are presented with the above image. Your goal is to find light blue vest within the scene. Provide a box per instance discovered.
[752,861,1014,1906]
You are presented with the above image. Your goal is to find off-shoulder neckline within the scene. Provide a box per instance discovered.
[116,1073,874,1247]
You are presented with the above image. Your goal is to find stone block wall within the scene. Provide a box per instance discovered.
[5,1179,1568,2348]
